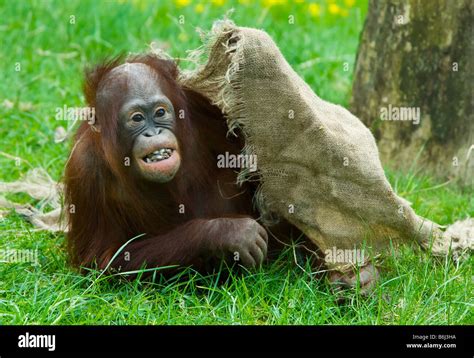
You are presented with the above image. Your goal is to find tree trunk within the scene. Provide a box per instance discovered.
[351,0,473,186]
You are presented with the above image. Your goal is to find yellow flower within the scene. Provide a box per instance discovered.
[212,0,225,6]
[175,0,190,7]
[195,3,205,13]
[308,3,321,17]
[263,0,286,7]
[344,0,356,7]
[328,3,341,15]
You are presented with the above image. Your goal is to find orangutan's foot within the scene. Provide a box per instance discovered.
[328,263,380,296]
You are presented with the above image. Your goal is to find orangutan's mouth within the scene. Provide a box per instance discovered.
[142,148,174,163]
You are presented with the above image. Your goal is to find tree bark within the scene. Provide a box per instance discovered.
[351,0,473,186]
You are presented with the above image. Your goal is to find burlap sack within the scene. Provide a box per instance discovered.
[175,20,472,268]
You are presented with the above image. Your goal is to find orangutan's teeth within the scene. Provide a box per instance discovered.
[152,148,171,156]
[144,148,173,163]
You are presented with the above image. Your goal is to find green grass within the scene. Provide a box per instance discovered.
[0,0,472,325]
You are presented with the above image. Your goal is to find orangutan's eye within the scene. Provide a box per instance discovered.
[155,107,166,117]
[131,113,145,122]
